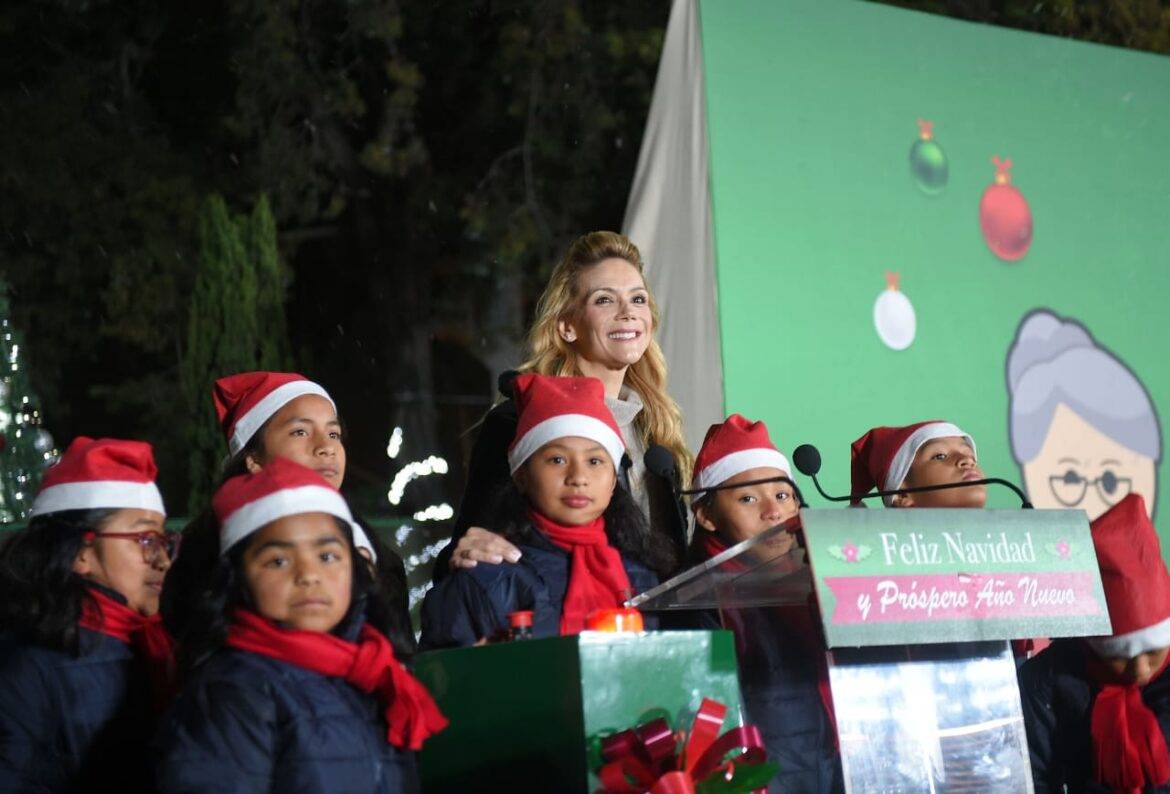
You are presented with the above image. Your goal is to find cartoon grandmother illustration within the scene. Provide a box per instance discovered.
[1007,309,1162,520]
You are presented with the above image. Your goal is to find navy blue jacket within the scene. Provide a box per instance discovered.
[0,628,156,792]
[1021,639,1170,793]
[695,606,843,794]
[157,631,420,793]
[419,531,659,648]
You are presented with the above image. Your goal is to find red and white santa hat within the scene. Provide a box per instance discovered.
[1086,493,1170,658]
[850,420,976,506]
[214,371,335,456]
[692,414,790,499]
[30,437,165,517]
[507,373,625,475]
[214,456,368,556]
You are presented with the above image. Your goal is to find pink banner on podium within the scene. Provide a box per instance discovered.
[825,571,1102,625]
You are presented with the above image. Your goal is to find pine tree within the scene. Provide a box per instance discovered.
[0,279,58,523]
[248,195,292,370]
[182,194,291,514]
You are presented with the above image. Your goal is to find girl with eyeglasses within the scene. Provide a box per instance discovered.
[0,437,175,791]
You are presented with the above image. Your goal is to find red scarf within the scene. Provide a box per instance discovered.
[79,587,175,709]
[1086,647,1170,792]
[529,511,632,636]
[225,610,447,751]
[697,530,838,745]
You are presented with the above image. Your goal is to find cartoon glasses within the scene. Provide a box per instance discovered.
[1048,468,1133,508]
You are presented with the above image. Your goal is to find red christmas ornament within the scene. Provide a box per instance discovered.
[979,156,1032,262]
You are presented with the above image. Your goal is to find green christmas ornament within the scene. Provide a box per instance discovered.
[909,118,948,194]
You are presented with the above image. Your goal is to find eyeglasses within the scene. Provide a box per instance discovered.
[1048,468,1133,508]
[86,530,180,566]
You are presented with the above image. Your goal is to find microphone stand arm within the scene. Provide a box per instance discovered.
[806,473,1033,509]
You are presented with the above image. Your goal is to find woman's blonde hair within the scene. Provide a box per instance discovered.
[518,231,693,483]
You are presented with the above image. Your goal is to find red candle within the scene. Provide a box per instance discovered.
[585,607,644,633]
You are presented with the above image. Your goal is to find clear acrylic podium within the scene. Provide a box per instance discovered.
[629,518,1036,793]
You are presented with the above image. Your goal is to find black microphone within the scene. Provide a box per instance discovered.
[791,443,1033,509]
[497,369,519,399]
[643,444,677,482]
[793,444,838,505]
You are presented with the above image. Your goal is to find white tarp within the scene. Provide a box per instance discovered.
[622,0,723,452]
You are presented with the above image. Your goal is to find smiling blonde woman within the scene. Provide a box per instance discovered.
[440,231,693,579]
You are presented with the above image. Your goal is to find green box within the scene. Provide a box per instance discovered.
[413,630,744,792]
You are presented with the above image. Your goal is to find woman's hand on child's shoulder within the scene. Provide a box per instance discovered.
[449,527,522,571]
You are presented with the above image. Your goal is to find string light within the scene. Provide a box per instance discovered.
[387,455,449,505]
[408,583,433,610]
[406,538,449,569]
[384,425,460,617]
[412,503,453,522]
[395,524,414,546]
[386,426,403,459]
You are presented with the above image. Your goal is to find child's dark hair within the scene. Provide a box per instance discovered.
[160,430,264,640]
[352,516,417,658]
[0,509,118,653]
[489,481,679,579]
[176,516,395,675]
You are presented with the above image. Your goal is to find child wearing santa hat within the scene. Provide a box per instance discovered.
[1020,493,1170,792]
[163,371,414,668]
[688,415,842,793]
[689,414,801,559]
[852,422,1051,661]
[0,437,175,791]
[419,374,676,647]
[850,420,985,508]
[158,458,446,792]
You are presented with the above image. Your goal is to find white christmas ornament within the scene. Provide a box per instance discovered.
[873,271,916,351]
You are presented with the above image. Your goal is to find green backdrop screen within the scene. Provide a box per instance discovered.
[700,0,1170,541]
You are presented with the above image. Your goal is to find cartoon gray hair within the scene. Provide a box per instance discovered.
[1006,309,1161,464]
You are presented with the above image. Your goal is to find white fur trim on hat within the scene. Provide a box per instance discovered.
[1086,615,1170,659]
[507,414,625,475]
[883,422,975,506]
[30,481,165,517]
[229,381,334,456]
[351,525,377,562]
[220,484,354,554]
[693,448,791,492]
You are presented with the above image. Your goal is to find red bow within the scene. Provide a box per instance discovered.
[1087,649,1170,792]
[597,698,774,793]
[530,511,632,635]
[79,587,175,709]
[226,610,448,751]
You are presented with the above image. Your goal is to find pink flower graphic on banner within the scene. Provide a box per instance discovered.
[1046,539,1074,560]
[829,542,871,564]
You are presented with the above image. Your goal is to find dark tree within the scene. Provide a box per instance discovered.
[182,194,290,512]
